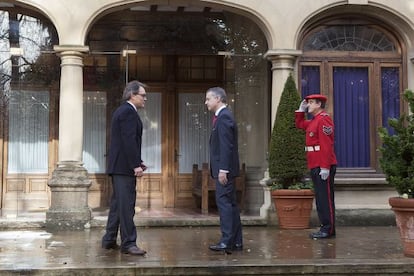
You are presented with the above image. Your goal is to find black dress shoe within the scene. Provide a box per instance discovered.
[233,243,243,251]
[102,242,119,250]
[209,243,232,254]
[121,246,147,256]
[309,231,334,239]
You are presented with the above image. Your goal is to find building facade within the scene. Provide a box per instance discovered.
[1,0,413,222]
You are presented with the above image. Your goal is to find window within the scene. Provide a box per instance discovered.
[177,56,219,81]
[301,66,320,97]
[83,91,107,173]
[178,93,211,173]
[303,25,396,52]
[381,67,400,134]
[8,91,49,173]
[139,92,162,173]
[135,55,166,81]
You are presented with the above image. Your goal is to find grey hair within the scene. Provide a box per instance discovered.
[207,87,227,103]
[122,80,146,101]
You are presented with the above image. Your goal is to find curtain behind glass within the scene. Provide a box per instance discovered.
[139,92,161,173]
[301,66,320,98]
[83,91,106,173]
[178,93,211,173]
[333,67,370,167]
[381,67,400,135]
[8,90,49,173]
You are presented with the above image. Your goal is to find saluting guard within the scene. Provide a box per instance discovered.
[295,94,337,239]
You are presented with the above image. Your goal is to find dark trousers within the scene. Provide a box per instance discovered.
[215,177,243,246]
[102,174,137,249]
[311,165,336,235]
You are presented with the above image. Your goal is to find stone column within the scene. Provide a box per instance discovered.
[264,49,302,126]
[46,45,91,230]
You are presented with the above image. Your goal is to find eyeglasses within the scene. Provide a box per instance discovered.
[136,93,147,98]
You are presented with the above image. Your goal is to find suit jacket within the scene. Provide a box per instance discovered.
[209,107,240,179]
[107,102,143,176]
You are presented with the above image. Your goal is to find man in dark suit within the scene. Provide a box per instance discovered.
[102,80,148,256]
[205,86,243,254]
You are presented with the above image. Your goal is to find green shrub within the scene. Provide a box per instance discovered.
[268,74,308,189]
[379,89,414,198]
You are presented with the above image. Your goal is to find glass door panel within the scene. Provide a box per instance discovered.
[139,92,162,173]
[381,67,400,134]
[178,93,211,174]
[83,91,107,173]
[8,90,49,173]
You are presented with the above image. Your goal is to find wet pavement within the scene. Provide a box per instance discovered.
[1,225,414,275]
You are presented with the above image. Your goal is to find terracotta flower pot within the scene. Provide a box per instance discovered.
[271,189,314,229]
[389,197,414,257]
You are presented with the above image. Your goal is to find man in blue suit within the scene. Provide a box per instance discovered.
[205,87,243,253]
[102,80,148,256]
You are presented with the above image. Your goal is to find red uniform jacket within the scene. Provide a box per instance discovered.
[295,110,337,169]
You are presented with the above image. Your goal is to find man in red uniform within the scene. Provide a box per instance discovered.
[295,94,337,239]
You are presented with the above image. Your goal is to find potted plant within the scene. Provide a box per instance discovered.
[378,89,414,257]
[268,74,313,229]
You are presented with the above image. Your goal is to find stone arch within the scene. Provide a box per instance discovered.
[12,1,60,42]
[295,4,414,55]
[80,0,274,212]
[82,0,273,50]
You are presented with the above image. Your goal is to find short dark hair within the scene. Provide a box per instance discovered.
[319,100,326,109]
[122,80,146,101]
[310,98,326,109]
[207,87,227,103]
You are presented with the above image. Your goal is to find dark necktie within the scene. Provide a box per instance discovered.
[212,115,217,125]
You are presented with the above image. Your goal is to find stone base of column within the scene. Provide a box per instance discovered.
[259,169,273,220]
[46,161,92,230]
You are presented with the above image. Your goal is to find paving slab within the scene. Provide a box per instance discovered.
[0,226,413,275]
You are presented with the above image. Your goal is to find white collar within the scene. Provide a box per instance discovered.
[215,105,226,116]
[127,101,137,112]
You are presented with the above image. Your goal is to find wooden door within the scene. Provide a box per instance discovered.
[174,89,212,208]
[134,86,213,209]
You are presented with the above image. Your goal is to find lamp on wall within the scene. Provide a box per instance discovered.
[217,51,233,59]
[122,47,137,84]
[122,49,136,57]
[10,47,23,57]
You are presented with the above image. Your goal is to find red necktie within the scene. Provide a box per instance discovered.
[212,115,217,125]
